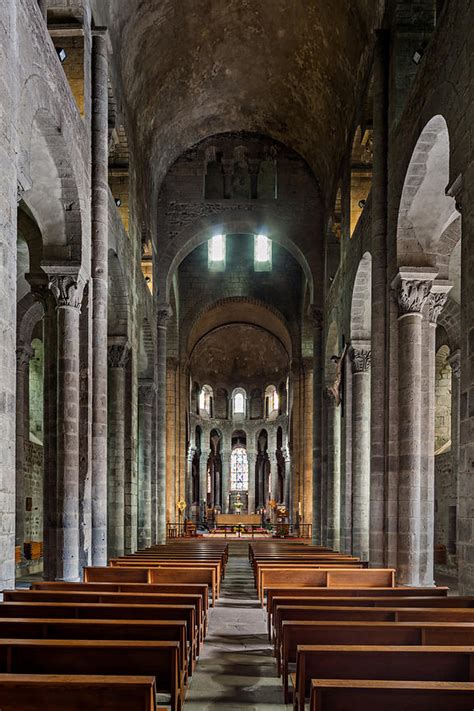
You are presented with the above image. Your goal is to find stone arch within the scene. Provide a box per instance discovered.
[397,115,458,265]
[20,103,83,265]
[162,210,315,303]
[108,249,130,338]
[350,252,372,343]
[187,297,293,360]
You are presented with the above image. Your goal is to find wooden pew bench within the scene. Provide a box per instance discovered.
[309,679,474,711]
[274,605,474,665]
[112,558,224,582]
[293,645,474,711]
[31,580,209,617]
[255,562,367,591]
[0,616,188,692]
[259,568,396,603]
[266,593,468,639]
[4,589,206,644]
[280,619,474,703]
[0,640,180,711]
[0,603,195,674]
[0,674,160,711]
[83,566,219,605]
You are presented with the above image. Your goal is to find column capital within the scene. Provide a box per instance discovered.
[308,304,323,329]
[107,338,131,368]
[248,158,260,176]
[187,445,196,463]
[48,271,86,311]
[350,342,371,373]
[138,379,156,404]
[156,302,173,326]
[392,268,437,317]
[16,344,33,369]
[427,281,452,324]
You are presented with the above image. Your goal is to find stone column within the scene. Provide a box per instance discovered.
[248,159,260,199]
[186,446,195,512]
[350,343,371,561]
[311,307,324,544]
[138,381,155,550]
[90,29,109,567]
[214,456,221,510]
[393,270,435,586]
[49,272,85,581]
[283,448,291,510]
[30,284,58,580]
[222,159,233,199]
[0,0,18,591]
[325,390,341,551]
[107,339,130,558]
[458,170,474,593]
[199,447,208,513]
[221,449,231,513]
[450,351,461,541]
[268,433,279,503]
[155,304,172,544]
[419,286,450,585]
[370,30,389,567]
[247,450,256,513]
[15,345,32,561]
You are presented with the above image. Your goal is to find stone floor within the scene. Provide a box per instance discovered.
[185,542,290,710]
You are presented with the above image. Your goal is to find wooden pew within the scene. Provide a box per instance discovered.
[267,593,470,639]
[293,645,474,711]
[0,674,159,711]
[0,640,180,711]
[110,560,223,590]
[309,679,474,711]
[0,603,195,674]
[259,568,396,603]
[31,580,209,615]
[255,563,368,593]
[0,616,188,691]
[83,566,219,605]
[274,605,474,664]
[4,589,206,643]
[280,620,474,703]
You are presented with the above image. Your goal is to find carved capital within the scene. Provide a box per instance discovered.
[48,273,85,311]
[395,279,432,316]
[350,346,371,373]
[16,345,33,369]
[138,380,156,405]
[428,291,448,324]
[156,302,172,327]
[28,276,55,315]
[107,340,131,368]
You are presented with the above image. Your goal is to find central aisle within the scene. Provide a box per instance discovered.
[185,542,289,710]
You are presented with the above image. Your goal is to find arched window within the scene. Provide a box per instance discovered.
[265,384,279,419]
[199,385,213,417]
[231,447,248,491]
[232,388,246,418]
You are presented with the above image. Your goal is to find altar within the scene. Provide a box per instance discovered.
[215,513,261,526]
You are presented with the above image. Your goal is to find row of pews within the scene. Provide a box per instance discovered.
[251,540,474,710]
[0,539,228,711]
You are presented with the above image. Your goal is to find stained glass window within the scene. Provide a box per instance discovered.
[231,447,248,491]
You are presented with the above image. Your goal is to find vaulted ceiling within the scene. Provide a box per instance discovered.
[93,0,384,199]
